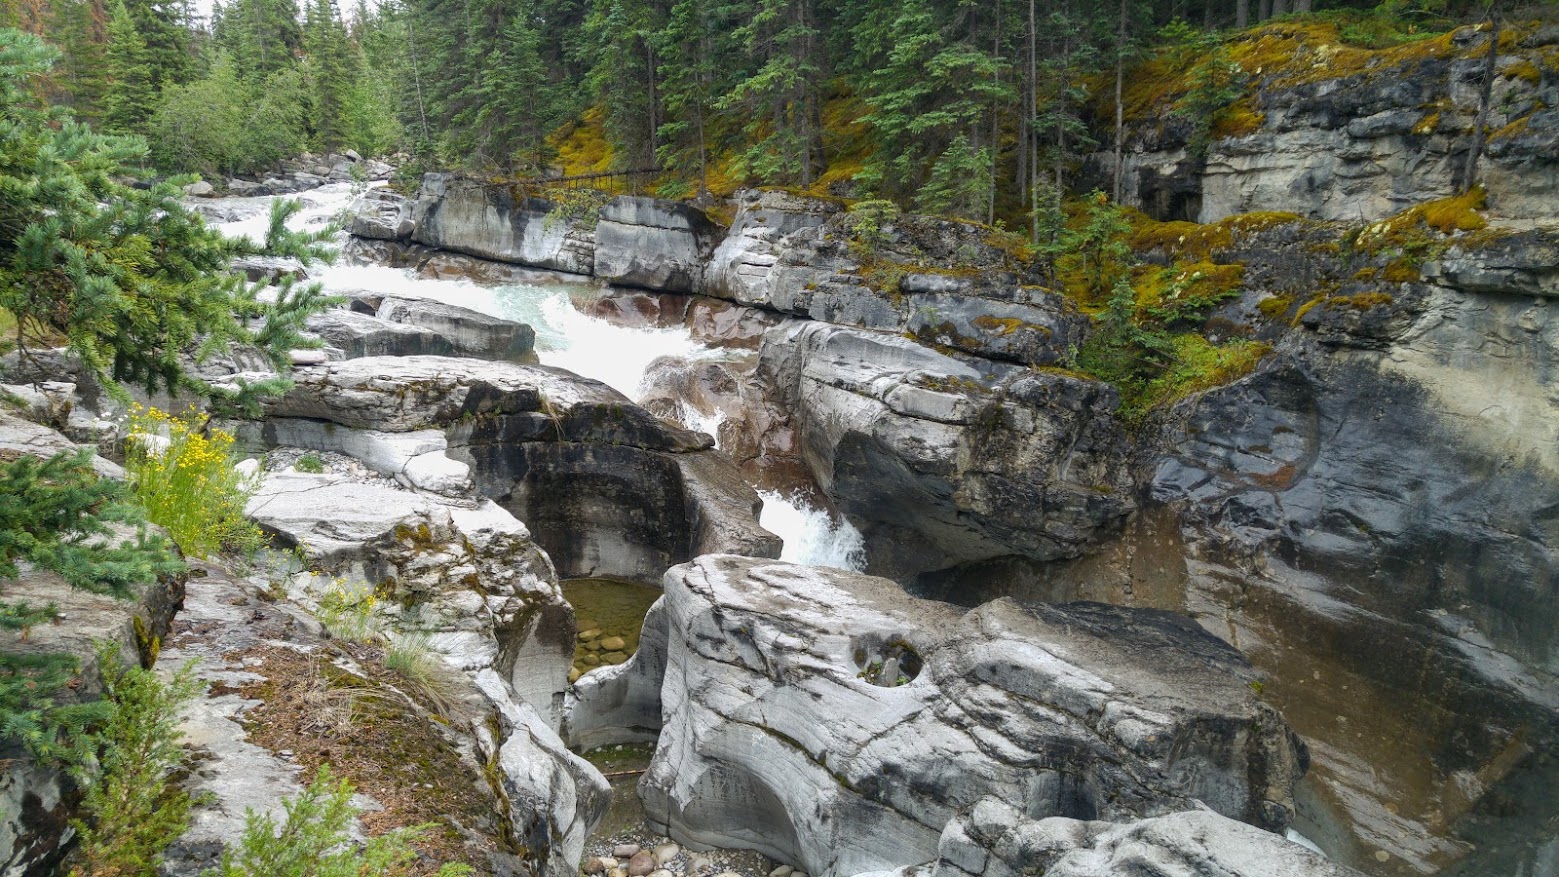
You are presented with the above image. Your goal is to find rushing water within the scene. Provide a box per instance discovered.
[204,182,860,565]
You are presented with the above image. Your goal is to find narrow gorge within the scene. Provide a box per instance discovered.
[1,11,1556,877]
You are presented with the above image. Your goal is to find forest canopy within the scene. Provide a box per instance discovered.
[2,0,1547,226]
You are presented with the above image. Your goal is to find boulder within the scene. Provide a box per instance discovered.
[757,322,1134,583]
[930,800,1360,877]
[304,309,460,360]
[408,174,595,275]
[347,188,414,240]
[636,556,1308,877]
[373,295,537,362]
[183,180,215,197]
[245,470,573,721]
[592,196,725,294]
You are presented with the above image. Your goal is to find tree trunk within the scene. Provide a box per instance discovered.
[1237,0,1250,28]
[1113,0,1127,203]
[1293,0,1311,12]
[1028,0,1038,244]
[1461,7,1500,194]
[1259,0,1272,21]
[1271,0,1288,16]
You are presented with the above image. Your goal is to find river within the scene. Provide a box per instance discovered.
[200,181,866,572]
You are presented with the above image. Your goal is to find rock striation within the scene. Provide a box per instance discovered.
[934,800,1359,877]
[625,555,1311,877]
[1096,25,1559,224]
[240,355,779,584]
[757,322,1134,582]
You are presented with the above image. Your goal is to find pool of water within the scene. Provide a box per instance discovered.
[564,578,664,681]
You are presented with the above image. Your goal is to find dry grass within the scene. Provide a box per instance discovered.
[237,645,497,875]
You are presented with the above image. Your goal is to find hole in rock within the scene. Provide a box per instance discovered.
[853,638,923,688]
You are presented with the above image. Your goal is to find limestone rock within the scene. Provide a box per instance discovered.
[245,471,572,723]
[931,799,1360,877]
[593,196,724,294]
[757,323,1134,583]
[347,188,414,240]
[636,556,1307,877]
[305,309,461,360]
[246,356,779,584]
[474,670,610,877]
[408,174,594,275]
[372,295,537,362]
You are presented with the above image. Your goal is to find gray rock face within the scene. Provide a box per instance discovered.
[593,196,725,294]
[305,309,461,360]
[408,174,595,275]
[250,356,779,584]
[635,556,1308,877]
[371,295,537,362]
[704,189,841,306]
[702,192,1084,368]
[245,471,573,722]
[934,800,1360,877]
[347,187,414,240]
[758,322,1134,582]
[1100,29,1559,223]
[0,417,185,877]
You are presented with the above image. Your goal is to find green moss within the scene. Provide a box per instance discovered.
[1135,335,1271,413]
[1257,293,1296,320]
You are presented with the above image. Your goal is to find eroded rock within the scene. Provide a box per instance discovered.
[635,555,1307,877]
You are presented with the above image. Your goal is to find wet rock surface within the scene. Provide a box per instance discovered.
[243,355,779,584]
[633,555,1309,877]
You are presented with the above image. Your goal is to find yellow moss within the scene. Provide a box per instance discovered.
[1136,335,1272,412]
[1211,98,1267,139]
[1336,291,1395,309]
[1257,293,1296,319]
[1293,294,1327,324]
[1412,112,1440,135]
[1353,266,1380,281]
[1135,260,1247,315]
[1130,210,1302,259]
[1502,59,1542,83]
[1380,259,1421,282]
[1489,114,1532,142]
[1418,187,1489,234]
[549,106,614,178]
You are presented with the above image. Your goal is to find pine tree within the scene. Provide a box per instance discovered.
[450,9,561,172]
[1,27,333,405]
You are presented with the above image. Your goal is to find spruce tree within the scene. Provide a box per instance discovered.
[103,0,157,133]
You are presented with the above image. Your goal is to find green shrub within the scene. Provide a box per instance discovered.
[0,450,184,760]
[293,454,324,474]
[207,765,473,877]
[67,643,200,877]
[125,406,265,560]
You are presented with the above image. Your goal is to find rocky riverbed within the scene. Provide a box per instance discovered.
[6,53,1559,874]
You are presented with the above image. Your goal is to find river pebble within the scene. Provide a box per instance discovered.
[628,851,657,876]
[614,845,642,859]
[654,843,681,865]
